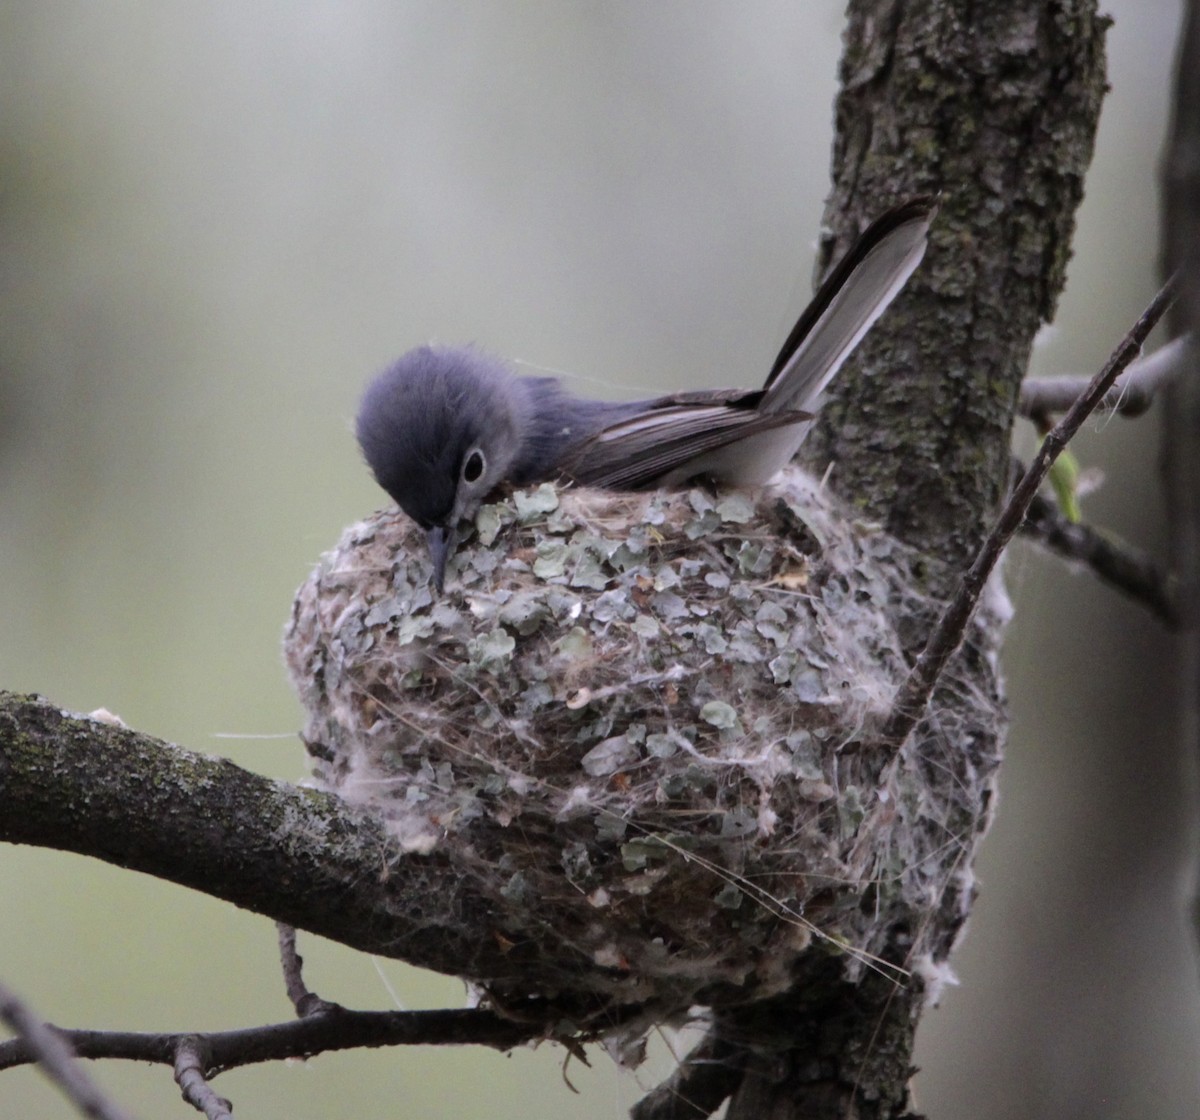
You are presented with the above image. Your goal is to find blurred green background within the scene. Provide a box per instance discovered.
[1,3,1195,1117]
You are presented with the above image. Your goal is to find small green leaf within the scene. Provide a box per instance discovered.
[1049,447,1082,523]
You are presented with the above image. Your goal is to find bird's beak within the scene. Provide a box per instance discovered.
[425,525,452,593]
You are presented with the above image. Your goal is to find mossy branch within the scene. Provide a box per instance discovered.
[0,690,545,990]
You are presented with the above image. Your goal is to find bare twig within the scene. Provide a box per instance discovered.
[881,276,1179,748]
[0,1004,551,1077]
[0,982,135,1120]
[277,924,333,1017]
[1020,486,1179,626]
[174,1038,233,1120]
[1019,334,1190,417]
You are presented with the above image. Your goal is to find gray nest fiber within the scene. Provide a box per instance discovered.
[284,468,1003,1038]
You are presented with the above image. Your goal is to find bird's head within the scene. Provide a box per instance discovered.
[356,345,530,589]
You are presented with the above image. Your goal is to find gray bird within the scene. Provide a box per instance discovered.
[357,197,936,590]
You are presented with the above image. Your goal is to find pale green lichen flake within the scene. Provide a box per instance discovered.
[699,700,739,729]
[467,626,516,668]
[514,483,560,518]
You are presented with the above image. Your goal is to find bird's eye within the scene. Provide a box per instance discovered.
[462,449,486,484]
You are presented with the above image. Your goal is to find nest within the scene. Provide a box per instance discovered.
[284,468,1003,1037]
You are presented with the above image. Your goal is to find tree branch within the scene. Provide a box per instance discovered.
[173,1038,233,1120]
[277,924,334,1018]
[1020,486,1179,626]
[0,691,605,998]
[1019,335,1189,417]
[0,1004,542,1077]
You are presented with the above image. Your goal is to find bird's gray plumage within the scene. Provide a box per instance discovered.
[356,197,936,588]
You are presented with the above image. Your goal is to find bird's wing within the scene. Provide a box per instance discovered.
[760,196,937,414]
[560,403,810,490]
[556,198,935,492]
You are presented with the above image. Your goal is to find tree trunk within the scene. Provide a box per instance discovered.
[810,0,1108,575]
[719,3,1109,1116]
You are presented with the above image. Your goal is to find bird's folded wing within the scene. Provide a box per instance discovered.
[560,404,810,490]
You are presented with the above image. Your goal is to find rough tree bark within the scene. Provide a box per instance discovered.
[810,0,1107,573]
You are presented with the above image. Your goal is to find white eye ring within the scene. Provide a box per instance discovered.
[462,448,486,484]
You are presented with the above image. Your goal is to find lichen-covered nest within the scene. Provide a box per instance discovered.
[284,467,1002,1032]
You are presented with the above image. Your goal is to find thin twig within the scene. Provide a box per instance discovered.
[0,982,135,1120]
[1019,334,1189,417]
[1020,487,1179,627]
[277,923,333,1017]
[0,1002,629,1077]
[881,275,1179,748]
[174,1038,233,1120]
